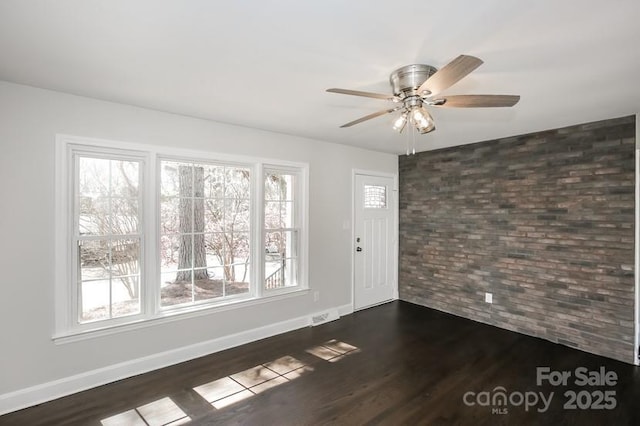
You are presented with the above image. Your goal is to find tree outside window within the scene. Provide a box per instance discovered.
[159,161,251,307]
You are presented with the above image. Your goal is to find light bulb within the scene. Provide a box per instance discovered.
[411,107,425,123]
[414,107,435,134]
[392,113,407,132]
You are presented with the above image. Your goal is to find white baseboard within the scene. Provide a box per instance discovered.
[0,304,352,416]
[337,303,354,317]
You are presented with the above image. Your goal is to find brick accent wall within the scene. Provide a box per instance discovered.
[399,116,636,363]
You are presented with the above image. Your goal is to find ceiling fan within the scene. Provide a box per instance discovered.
[327,55,519,135]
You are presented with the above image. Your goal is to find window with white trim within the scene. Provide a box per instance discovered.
[76,154,143,323]
[56,136,308,338]
[264,169,301,290]
[159,160,252,307]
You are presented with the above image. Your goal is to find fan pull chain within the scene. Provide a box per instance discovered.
[412,124,416,155]
[405,123,410,155]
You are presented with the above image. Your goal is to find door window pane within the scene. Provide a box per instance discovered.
[364,185,387,209]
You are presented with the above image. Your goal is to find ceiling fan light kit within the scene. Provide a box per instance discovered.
[327,55,520,146]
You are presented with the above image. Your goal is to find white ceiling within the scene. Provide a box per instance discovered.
[0,1,639,154]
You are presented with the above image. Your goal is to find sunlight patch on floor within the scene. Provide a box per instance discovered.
[101,339,360,423]
[193,355,314,410]
[194,340,359,411]
[101,396,190,426]
[306,339,360,362]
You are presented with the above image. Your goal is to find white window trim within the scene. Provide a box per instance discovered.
[54,134,309,342]
[263,165,309,293]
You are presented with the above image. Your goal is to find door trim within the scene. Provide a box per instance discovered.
[351,169,399,311]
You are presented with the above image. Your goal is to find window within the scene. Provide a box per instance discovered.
[55,136,308,338]
[76,155,143,323]
[264,169,300,290]
[159,161,251,307]
[363,184,387,209]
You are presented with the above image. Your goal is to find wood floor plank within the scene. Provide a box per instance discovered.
[1,301,639,425]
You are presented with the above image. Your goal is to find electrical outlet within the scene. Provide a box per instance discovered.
[485,292,493,304]
[313,291,320,302]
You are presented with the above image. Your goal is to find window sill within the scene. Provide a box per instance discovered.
[53,288,309,345]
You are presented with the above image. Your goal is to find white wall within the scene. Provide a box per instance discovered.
[0,81,397,410]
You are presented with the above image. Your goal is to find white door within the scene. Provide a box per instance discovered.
[354,173,396,310]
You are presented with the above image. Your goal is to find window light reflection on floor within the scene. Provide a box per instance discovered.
[101,340,361,423]
[306,339,360,362]
[100,396,190,426]
[194,340,360,410]
[194,355,314,409]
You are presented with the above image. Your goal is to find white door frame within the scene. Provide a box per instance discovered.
[351,169,399,311]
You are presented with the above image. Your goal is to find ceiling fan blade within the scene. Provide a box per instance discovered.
[339,107,401,128]
[418,55,484,96]
[327,88,399,101]
[435,94,520,108]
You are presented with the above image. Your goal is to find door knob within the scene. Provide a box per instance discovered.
[356,247,362,252]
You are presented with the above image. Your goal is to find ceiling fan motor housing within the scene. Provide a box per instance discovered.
[389,64,437,97]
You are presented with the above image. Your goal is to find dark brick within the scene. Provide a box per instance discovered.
[399,115,635,364]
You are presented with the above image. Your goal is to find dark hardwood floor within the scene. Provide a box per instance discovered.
[2,301,640,425]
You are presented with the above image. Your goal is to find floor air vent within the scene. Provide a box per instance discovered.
[310,309,339,326]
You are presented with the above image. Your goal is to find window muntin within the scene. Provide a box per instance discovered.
[75,156,142,323]
[159,161,251,308]
[264,171,300,290]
